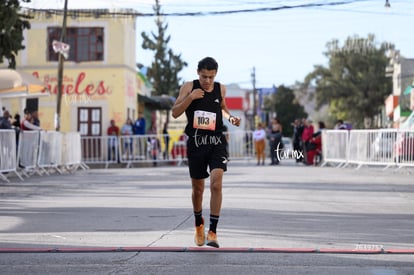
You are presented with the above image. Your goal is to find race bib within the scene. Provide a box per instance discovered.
[193,110,216,131]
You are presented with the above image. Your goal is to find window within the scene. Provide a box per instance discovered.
[48,27,104,62]
[78,107,102,136]
[25,98,39,112]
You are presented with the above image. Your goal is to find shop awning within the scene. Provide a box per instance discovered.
[138,94,157,104]
[0,69,49,98]
[138,94,175,110]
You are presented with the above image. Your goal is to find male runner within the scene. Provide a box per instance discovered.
[172,57,241,247]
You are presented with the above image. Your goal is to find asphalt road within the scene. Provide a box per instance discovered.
[0,160,413,274]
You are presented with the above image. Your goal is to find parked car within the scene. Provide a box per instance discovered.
[393,131,414,162]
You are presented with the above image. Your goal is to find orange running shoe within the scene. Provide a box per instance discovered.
[206,231,219,248]
[194,222,205,246]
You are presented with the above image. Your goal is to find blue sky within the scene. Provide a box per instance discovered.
[22,0,414,89]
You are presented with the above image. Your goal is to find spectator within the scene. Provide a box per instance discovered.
[12,113,21,130]
[11,113,21,155]
[133,111,146,157]
[307,121,325,165]
[20,110,41,131]
[335,119,347,130]
[148,135,161,166]
[107,119,120,162]
[292,118,304,163]
[313,121,326,138]
[162,122,170,160]
[31,110,40,127]
[252,122,266,165]
[146,124,160,166]
[267,117,283,165]
[121,118,134,160]
[0,110,12,129]
[133,111,146,135]
[301,118,315,165]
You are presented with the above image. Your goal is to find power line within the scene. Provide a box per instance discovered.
[23,0,368,18]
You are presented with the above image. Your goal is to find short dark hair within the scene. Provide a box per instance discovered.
[198,57,218,71]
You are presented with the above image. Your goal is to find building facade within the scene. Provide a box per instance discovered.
[4,9,145,136]
[385,50,414,129]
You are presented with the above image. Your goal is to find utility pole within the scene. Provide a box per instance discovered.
[55,0,68,131]
[251,67,257,130]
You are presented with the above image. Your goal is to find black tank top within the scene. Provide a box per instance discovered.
[185,80,224,136]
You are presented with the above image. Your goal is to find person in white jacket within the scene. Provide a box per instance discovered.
[252,122,266,165]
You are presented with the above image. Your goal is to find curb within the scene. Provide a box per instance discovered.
[1,247,413,254]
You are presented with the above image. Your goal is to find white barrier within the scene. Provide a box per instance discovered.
[347,129,397,169]
[4,128,412,177]
[81,136,120,168]
[38,131,63,174]
[228,130,255,160]
[322,129,414,169]
[395,129,414,168]
[0,130,23,182]
[82,131,258,168]
[61,132,83,171]
[0,130,84,181]
[321,130,349,167]
[18,131,41,176]
[18,130,84,177]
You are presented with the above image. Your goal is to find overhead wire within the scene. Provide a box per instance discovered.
[22,0,376,17]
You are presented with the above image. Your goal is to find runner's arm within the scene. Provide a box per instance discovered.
[172,82,204,118]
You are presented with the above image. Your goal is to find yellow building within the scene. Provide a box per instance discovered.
[4,9,145,135]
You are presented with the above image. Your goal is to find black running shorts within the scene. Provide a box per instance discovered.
[186,133,228,179]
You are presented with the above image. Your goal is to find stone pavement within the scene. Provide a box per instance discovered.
[0,160,413,274]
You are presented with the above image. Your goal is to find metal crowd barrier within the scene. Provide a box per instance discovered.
[394,129,414,168]
[82,133,189,168]
[38,131,63,174]
[18,131,83,177]
[0,130,84,181]
[321,130,349,167]
[61,132,84,171]
[322,129,414,169]
[347,129,397,169]
[18,131,41,176]
[81,131,257,168]
[0,130,23,182]
[3,128,413,180]
[228,130,255,160]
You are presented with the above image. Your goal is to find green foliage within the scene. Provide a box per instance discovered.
[303,34,393,128]
[0,0,31,69]
[264,85,307,137]
[141,0,187,97]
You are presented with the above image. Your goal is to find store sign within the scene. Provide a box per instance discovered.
[34,71,112,96]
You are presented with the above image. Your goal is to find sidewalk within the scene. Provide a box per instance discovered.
[0,160,413,274]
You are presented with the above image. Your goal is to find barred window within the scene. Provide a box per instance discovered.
[48,27,104,62]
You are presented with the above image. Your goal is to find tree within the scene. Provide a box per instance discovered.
[0,0,31,69]
[264,85,307,137]
[141,0,187,97]
[302,34,393,128]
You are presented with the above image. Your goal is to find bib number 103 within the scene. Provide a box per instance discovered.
[193,110,216,131]
[198,116,210,125]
